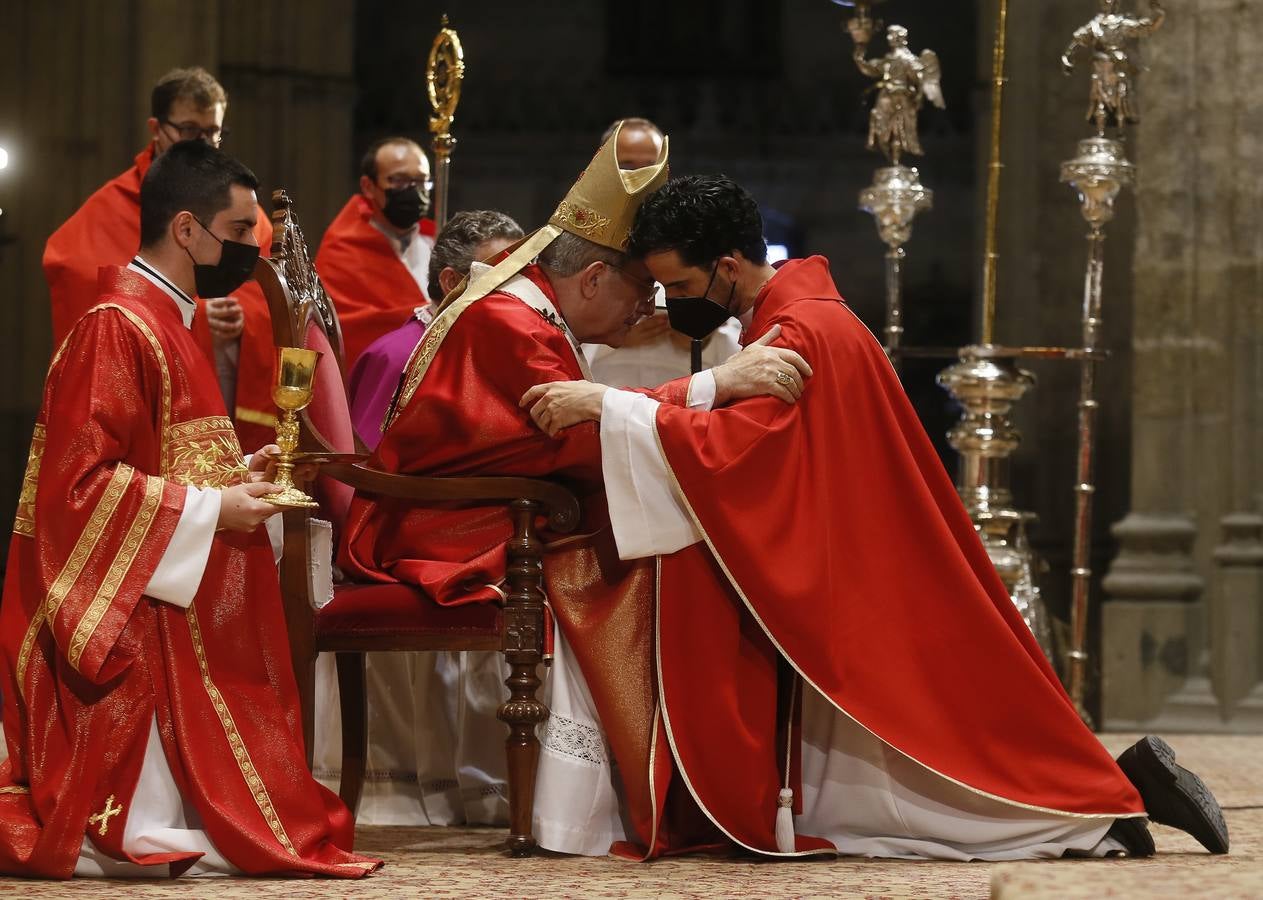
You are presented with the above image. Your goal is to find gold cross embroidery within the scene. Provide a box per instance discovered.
[88,794,122,836]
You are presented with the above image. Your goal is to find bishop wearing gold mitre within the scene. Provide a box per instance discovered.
[338,125,806,854]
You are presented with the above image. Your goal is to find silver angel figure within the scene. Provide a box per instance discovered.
[848,22,945,166]
[1062,0,1166,136]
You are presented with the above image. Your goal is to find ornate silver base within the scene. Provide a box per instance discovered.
[937,346,1056,663]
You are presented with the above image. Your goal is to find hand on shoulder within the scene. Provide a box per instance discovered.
[713,324,813,406]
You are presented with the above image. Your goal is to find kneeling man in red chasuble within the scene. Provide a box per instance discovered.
[338,128,809,856]
[520,175,1230,861]
[0,141,380,878]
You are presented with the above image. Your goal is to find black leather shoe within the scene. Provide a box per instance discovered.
[1116,735,1229,854]
[1104,816,1155,857]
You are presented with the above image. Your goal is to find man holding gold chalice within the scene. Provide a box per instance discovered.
[0,140,378,878]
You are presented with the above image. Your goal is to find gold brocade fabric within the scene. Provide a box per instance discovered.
[542,531,660,842]
[12,424,45,537]
[165,417,249,488]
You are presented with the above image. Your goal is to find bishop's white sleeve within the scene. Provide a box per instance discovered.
[144,485,221,608]
[685,369,717,410]
[600,388,703,560]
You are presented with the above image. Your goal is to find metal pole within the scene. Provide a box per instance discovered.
[431,135,455,231]
[1060,133,1133,725]
[980,0,1008,345]
[884,247,905,375]
[1066,227,1104,724]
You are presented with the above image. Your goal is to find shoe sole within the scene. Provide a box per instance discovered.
[1118,736,1229,854]
[1106,815,1155,857]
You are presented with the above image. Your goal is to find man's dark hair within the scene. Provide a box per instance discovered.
[139,141,259,248]
[427,210,524,301]
[150,67,228,121]
[628,175,767,267]
[360,136,425,182]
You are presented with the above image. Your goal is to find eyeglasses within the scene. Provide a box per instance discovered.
[161,119,227,147]
[381,175,435,193]
[606,263,659,303]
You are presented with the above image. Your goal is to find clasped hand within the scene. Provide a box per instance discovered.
[205,296,245,341]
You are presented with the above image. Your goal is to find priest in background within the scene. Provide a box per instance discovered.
[316,137,435,369]
[0,140,380,879]
[583,117,742,388]
[520,174,1230,861]
[42,66,278,453]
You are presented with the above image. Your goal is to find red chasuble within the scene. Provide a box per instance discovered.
[314,195,435,370]
[339,264,694,854]
[0,267,380,878]
[648,256,1144,855]
[42,144,279,453]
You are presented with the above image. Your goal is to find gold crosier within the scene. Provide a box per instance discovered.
[427,14,465,232]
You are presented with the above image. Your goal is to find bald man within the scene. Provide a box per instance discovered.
[601,117,665,170]
[584,117,744,388]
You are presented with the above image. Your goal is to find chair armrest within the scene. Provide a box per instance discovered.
[321,462,580,534]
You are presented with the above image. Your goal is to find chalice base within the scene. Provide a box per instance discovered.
[263,486,320,509]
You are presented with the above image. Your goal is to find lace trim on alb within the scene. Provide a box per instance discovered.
[542,713,607,768]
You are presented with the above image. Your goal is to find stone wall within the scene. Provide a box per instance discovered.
[1101,0,1263,732]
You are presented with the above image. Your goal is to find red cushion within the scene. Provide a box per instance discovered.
[304,320,356,532]
[316,582,501,642]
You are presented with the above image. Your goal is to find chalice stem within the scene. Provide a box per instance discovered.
[265,347,321,510]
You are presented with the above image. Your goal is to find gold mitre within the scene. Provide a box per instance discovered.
[548,122,669,251]
[438,123,669,312]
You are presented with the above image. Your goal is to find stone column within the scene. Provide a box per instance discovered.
[1102,0,1263,731]
[1205,0,1263,728]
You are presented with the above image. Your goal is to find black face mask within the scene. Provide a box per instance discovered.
[186,219,260,298]
[381,185,430,230]
[665,262,736,340]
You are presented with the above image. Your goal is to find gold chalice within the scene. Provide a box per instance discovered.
[264,347,322,509]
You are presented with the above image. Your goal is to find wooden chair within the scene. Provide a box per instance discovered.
[251,189,579,856]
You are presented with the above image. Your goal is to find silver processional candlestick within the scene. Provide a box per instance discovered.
[935,0,1059,665]
[1059,0,1164,725]
[841,0,943,376]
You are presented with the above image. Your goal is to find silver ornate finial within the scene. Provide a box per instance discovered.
[844,8,942,372]
[269,189,335,341]
[848,20,945,166]
[1062,0,1166,137]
